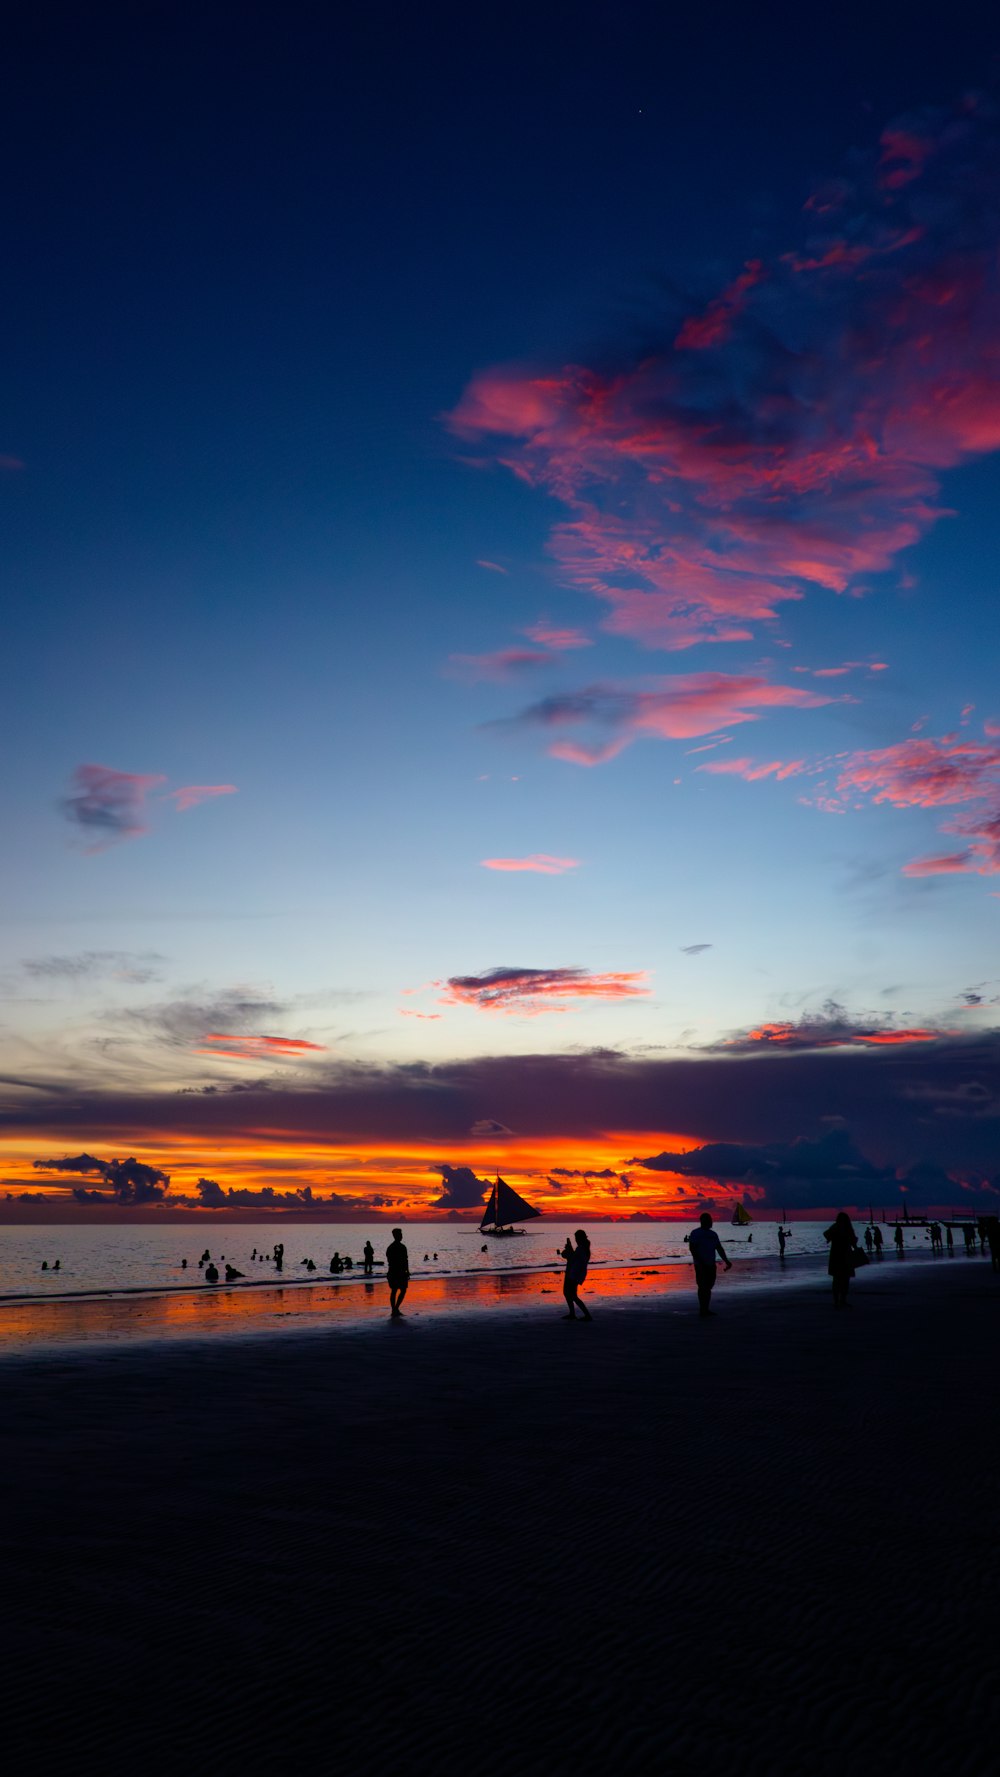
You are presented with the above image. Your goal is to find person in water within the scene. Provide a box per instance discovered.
[204,1263,220,1284]
[688,1213,732,1316]
[386,1228,410,1317]
[561,1230,592,1320]
[363,1240,375,1274]
[777,1225,787,1258]
[823,1211,860,1308]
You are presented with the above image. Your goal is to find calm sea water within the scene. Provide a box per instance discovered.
[0,1216,954,1300]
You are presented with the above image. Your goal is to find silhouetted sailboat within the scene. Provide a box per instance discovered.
[731,1202,753,1226]
[480,1175,541,1237]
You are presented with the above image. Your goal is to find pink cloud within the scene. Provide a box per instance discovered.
[674,259,765,350]
[476,559,508,574]
[165,785,238,812]
[722,1007,947,1051]
[61,764,167,849]
[825,735,1000,877]
[436,965,651,1015]
[448,102,1000,653]
[697,756,805,782]
[481,855,580,875]
[523,622,592,650]
[504,672,835,765]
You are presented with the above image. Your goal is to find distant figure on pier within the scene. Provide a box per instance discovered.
[778,1225,787,1257]
[688,1213,732,1317]
[386,1228,410,1318]
[824,1212,860,1308]
[894,1225,904,1253]
[561,1230,592,1321]
[224,1264,244,1281]
[204,1263,220,1284]
[363,1240,375,1275]
[873,1226,884,1257]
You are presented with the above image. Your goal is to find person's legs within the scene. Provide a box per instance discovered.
[695,1263,715,1315]
[563,1281,577,1318]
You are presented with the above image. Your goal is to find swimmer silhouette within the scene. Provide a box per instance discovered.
[224,1264,244,1281]
[204,1263,220,1284]
[363,1240,375,1275]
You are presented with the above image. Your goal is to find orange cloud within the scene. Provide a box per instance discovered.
[197,1034,327,1062]
[437,965,650,1014]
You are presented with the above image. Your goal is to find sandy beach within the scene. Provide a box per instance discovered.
[2,1259,997,1775]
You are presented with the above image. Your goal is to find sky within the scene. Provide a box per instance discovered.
[3,1,1000,1218]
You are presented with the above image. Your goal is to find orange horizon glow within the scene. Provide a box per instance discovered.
[3,1128,718,1217]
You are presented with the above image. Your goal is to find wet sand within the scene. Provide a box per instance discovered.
[2,1260,997,1774]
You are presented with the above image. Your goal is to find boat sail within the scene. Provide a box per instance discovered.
[480,1175,541,1237]
[731,1202,753,1226]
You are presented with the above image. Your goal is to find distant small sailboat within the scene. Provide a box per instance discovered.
[480,1175,541,1237]
[731,1202,753,1226]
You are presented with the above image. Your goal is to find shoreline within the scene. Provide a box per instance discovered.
[0,1245,979,1359]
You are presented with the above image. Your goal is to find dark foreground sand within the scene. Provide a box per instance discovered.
[2,1262,998,1776]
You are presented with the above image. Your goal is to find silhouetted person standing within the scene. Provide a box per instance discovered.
[894,1225,904,1254]
[777,1225,787,1258]
[873,1225,884,1257]
[688,1213,732,1316]
[561,1230,592,1320]
[363,1240,375,1275]
[824,1212,859,1308]
[386,1228,410,1317]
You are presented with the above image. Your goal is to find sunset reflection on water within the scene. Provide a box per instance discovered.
[0,1260,723,1355]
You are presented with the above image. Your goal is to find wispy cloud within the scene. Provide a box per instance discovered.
[680,944,712,955]
[716,1000,950,1051]
[831,733,1000,876]
[446,647,553,682]
[437,965,651,1014]
[450,100,1000,652]
[697,755,806,782]
[22,951,165,985]
[196,1033,328,1062]
[497,673,834,764]
[164,785,238,812]
[61,765,236,847]
[523,622,593,650]
[476,559,509,574]
[61,765,166,848]
[480,855,580,875]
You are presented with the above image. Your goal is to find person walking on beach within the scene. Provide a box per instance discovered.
[688,1212,732,1317]
[363,1239,375,1275]
[561,1230,592,1321]
[824,1212,860,1309]
[386,1228,410,1318]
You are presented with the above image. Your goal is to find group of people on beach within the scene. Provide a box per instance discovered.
[186,1209,1000,1318]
